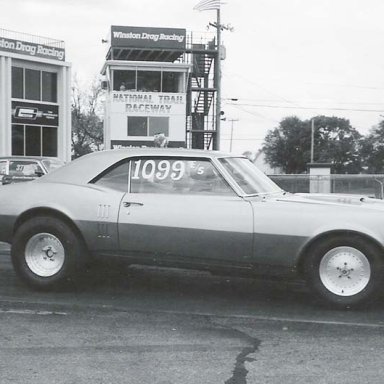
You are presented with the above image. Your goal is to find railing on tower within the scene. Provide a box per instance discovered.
[0,28,65,49]
[185,31,218,150]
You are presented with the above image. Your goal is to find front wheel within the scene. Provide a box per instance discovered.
[304,236,384,308]
[12,216,87,290]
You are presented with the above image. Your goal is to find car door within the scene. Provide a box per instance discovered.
[118,156,254,265]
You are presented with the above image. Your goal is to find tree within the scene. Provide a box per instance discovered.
[263,116,311,173]
[312,116,362,174]
[361,121,384,173]
[71,77,104,159]
[263,115,363,174]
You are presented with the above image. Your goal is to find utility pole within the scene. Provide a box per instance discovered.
[228,118,239,152]
[214,8,221,151]
[194,0,233,151]
[311,118,315,163]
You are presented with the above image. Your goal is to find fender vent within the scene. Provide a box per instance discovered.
[97,204,110,219]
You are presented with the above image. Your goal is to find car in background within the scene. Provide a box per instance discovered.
[1,148,384,309]
[0,157,65,185]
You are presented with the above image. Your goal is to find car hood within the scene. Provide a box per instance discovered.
[247,191,384,208]
[288,192,384,210]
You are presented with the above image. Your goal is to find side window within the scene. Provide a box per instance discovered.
[25,69,41,101]
[93,161,129,192]
[9,161,43,177]
[129,157,234,195]
[12,67,23,99]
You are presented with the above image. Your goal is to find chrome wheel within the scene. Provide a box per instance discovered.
[319,246,371,296]
[25,233,65,277]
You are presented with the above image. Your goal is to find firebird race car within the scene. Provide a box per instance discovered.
[1,148,384,308]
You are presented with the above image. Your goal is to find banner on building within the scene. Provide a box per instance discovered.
[108,91,186,146]
[111,92,185,115]
[12,101,59,126]
[0,37,65,61]
[110,26,186,50]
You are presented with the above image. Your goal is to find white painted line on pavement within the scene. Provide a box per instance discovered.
[0,299,383,328]
[212,313,384,328]
[0,309,67,316]
[141,308,384,329]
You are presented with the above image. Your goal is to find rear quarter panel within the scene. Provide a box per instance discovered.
[0,182,123,251]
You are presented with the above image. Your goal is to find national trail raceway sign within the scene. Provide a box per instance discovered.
[12,101,59,126]
[108,91,186,148]
[110,26,186,50]
[0,37,65,61]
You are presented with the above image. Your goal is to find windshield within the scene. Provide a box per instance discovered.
[219,157,283,195]
[42,159,65,173]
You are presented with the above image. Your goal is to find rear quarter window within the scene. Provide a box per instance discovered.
[93,161,129,192]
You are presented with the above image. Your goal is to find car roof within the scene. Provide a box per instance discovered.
[39,148,239,185]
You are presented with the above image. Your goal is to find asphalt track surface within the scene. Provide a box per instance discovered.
[1,243,384,384]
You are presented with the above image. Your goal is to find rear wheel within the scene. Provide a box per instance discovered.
[304,236,383,308]
[12,216,86,290]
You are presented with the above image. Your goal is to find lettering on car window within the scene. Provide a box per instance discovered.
[190,161,205,175]
[131,159,186,181]
[156,160,170,180]
[130,158,234,196]
[9,161,42,176]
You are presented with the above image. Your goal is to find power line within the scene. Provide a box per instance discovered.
[224,98,384,107]
[306,81,384,91]
[221,138,264,141]
[223,73,384,113]
[226,102,384,113]
[229,103,280,123]
[223,72,298,107]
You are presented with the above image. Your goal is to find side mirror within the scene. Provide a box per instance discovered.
[35,170,44,177]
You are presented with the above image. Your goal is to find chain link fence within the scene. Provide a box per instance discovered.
[269,174,384,199]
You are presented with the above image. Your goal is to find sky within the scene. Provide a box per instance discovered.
[2,0,384,154]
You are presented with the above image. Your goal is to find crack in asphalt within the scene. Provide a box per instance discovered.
[211,320,261,384]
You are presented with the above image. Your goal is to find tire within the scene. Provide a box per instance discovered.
[303,235,384,308]
[11,216,87,290]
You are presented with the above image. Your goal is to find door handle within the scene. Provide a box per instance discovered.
[123,201,144,208]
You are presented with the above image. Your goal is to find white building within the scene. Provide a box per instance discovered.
[101,26,192,149]
[0,29,71,162]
